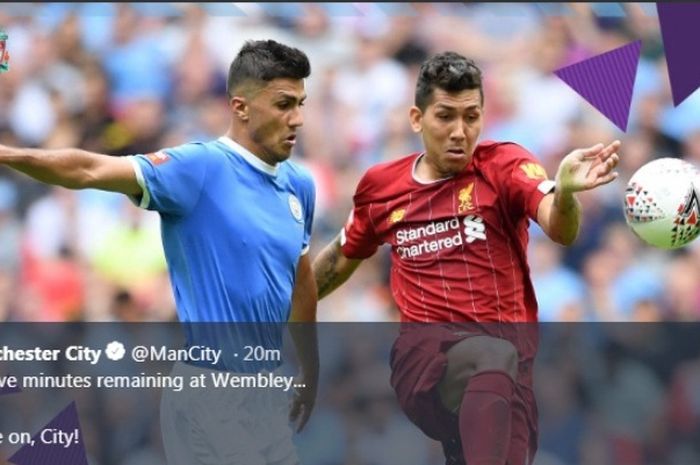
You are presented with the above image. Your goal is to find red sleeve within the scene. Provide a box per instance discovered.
[340,171,383,259]
[491,143,555,220]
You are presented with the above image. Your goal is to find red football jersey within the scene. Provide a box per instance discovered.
[341,141,555,323]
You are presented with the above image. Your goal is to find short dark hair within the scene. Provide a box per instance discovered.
[227,40,311,97]
[414,52,483,111]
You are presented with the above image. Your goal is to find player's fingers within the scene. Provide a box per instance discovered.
[596,155,617,173]
[582,140,620,160]
[609,153,620,168]
[597,141,621,161]
[580,143,605,158]
[588,153,618,176]
[590,171,619,188]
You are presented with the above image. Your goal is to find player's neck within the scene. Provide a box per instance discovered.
[414,154,457,182]
[224,129,277,167]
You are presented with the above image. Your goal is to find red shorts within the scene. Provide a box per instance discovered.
[389,323,539,465]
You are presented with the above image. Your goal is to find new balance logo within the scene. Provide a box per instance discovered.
[463,215,486,243]
[520,162,548,180]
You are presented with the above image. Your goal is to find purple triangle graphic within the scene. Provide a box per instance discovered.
[554,41,641,132]
[8,402,88,465]
[657,3,700,107]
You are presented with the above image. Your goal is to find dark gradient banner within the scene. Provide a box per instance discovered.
[0,323,699,465]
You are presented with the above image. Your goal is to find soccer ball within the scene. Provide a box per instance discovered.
[623,158,700,249]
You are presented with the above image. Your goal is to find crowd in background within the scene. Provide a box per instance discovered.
[1,3,699,323]
[1,4,700,465]
[0,4,700,321]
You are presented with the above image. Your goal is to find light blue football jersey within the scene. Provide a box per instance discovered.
[128,136,315,324]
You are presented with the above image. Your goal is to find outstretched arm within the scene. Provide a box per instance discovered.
[312,234,363,300]
[0,145,141,195]
[537,140,620,246]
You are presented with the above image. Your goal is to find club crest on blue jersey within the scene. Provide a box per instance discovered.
[288,194,303,223]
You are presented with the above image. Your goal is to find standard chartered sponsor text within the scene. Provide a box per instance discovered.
[396,218,462,259]
[395,218,461,244]
[395,216,486,259]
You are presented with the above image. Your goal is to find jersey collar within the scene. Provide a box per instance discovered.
[412,153,456,185]
[218,136,279,176]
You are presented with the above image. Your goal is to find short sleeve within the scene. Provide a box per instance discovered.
[494,143,555,220]
[128,142,210,216]
[340,172,383,259]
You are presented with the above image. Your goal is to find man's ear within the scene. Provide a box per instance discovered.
[409,106,423,133]
[230,96,249,122]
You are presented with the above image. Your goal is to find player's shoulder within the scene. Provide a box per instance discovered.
[475,140,533,160]
[282,159,314,186]
[134,141,214,172]
[281,159,316,194]
[158,140,219,162]
[356,152,419,200]
[283,159,314,181]
[473,140,539,170]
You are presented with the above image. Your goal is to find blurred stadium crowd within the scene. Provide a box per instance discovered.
[1,4,700,465]
[0,3,698,322]
[1,3,699,323]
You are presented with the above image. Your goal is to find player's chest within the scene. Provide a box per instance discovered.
[216,177,306,254]
[372,177,505,246]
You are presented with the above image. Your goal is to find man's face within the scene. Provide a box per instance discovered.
[410,88,483,177]
[243,78,306,164]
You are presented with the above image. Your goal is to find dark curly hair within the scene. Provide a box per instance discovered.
[414,52,483,110]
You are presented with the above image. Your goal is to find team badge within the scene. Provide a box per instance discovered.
[288,195,303,223]
[458,183,474,213]
[389,208,406,224]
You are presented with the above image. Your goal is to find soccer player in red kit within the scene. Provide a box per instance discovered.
[312,51,620,465]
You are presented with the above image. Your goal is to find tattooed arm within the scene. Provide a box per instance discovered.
[312,234,363,300]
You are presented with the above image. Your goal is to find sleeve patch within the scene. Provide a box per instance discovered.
[519,162,548,180]
[146,151,171,166]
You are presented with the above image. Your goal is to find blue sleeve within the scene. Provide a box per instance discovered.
[128,142,210,216]
[295,167,316,255]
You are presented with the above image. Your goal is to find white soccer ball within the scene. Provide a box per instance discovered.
[624,158,700,249]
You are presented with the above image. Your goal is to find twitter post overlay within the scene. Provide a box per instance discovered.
[1,323,700,465]
[0,342,299,393]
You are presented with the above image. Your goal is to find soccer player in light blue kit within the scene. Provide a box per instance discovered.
[0,39,318,465]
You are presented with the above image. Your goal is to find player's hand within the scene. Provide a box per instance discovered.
[289,374,316,433]
[555,140,621,193]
